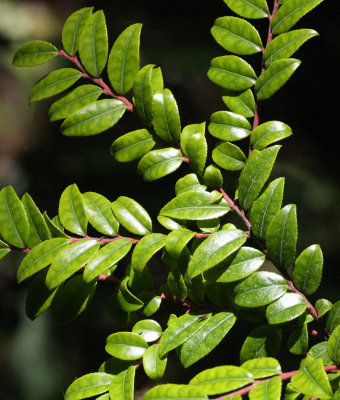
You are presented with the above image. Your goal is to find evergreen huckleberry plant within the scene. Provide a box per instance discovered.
[2,0,339,398]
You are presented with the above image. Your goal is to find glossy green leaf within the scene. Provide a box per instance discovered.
[105,332,148,360]
[241,357,281,379]
[12,40,58,67]
[109,366,135,400]
[0,185,29,248]
[61,99,126,136]
[61,7,93,56]
[212,141,246,171]
[249,376,282,400]
[208,56,256,91]
[108,23,142,94]
[308,342,333,366]
[186,134,207,176]
[175,174,207,196]
[65,372,114,400]
[266,293,307,324]
[99,357,135,376]
[264,29,318,67]
[165,229,195,259]
[316,299,333,319]
[49,85,102,122]
[138,148,183,181]
[251,121,292,151]
[59,184,87,236]
[131,233,166,272]
[117,277,144,312]
[188,227,247,278]
[196,218,220,233]
[272,0,324,35]
[181,123,206,156]
[328,325,340,364]
[250,178,285,240]
[167,266,187,301]
[84,239,132,282]
[79,10,108,77]
[266,204,297,269]
[222,88,255,118]
[238,145,280,210]
[46,239,100,289]
[111,129,155,162]
[43,212,69,239]
[153,89,181,143]
[234,271,287,307]
[157,216,186,231]
[160,191,230,220]
[132,319,162,342]
[209,110,251,141]
[112,196,152,235]
[180,312,236,368]
[144,384,208,400]
[326,301,340,332]
[288,324,308,355]
[211,17,262,55]
[291,357,333,399]
[223,0,269,19]
[202,165,223,189]
[255,59,301,101]
[143,344,167,381]
[139,291,162,317]
[190,365,253,395]
[293,244,323,295]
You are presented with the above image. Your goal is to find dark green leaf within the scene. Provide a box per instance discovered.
[288,324,308,355]
[186,134,207,176]
[131,233,166,272]
[143,344,167,381]
[12,40,58,67]
[202,165,223,189]
[327,301,340,332]
[167,266,187,301]
[165,229,195,259]
[132,319,162,342]
[128,263,153,291]
[99,357,135,376]
[241,357,281,379]
[209,110,251,141]
[266,293,307,324]
[65,372,114,400]
[212,141,246,171]
[105,332,148,360]
[108,366,135,400]
[249,376,282,400]
[222,88,255,118]
[223,0,269,19]
[175,174,207,196]
[251,121,292,151]
[308,342,333,366]
[144,384,208,400]
[111,129,155,162]
[117,277,144,312]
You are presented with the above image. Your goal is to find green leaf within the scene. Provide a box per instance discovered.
[52,275,96,325]
[175,174,207,196]
[17,238,69,283]
[99,357,135,376]
[65,372,114,400]
[108,23,142,94]
[43,212,69,239]
[202,165,223,189]
[266,204,297,269]
[284,383,300,400]
[255,59,301,101]
[222,88,255,118]
[212,141,246,171]
[272,0,324,35]
[316,299,333,319]
[12,40,58,67]
[159,313,210,358]
[109,366,135,400]
[132,319,162,342]
[326,301,340,332]
[49,85,102,122]
[264,29,318,67]
[143,344,167,381]
[222,0,269,19]
[59,184,87,236]
[293,244,323,295]
[165,228,196,259]
[131,233,166,272]
[61,7,93,56]
[249,376,282,400]
[251,121,292,151]
[291,357,333,399]
[157,216,186,231]
[112,196,152,235]
[138,148,183,181]
[208,56,257,91]
[46,239,100,289]
[168,266,187,301]
[139,291,162,317]
[308,342,333,366]
[111,129,155,162]
[188,227,247,278]
[61,99,126,136]
[160,191,230,220]
[186,134,207,176]
[211,17,262,55]
[117,277,144,312]
[234,271,287,308]
[328,325,340,364]
[288,324,308,355]
[241,358,281,379]
[0,241,10,261]
[190,365,253,395]
[238,145,280,210]
[82,192,119,236]
[250,178,285,240]
[209,110,251,141]
[0,186,29,248]
[144,384,208,400]
[79,10,108,77]
[129,263,153,291]
[84,239,132,282]
[181,123,206,156]
[180,312,236,368]
[153,89,181,143]
[29,68,81,102]
[266,293,307,324]
[105,332,148,360]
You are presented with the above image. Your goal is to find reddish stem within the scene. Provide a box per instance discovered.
[287,280,319,320]
[218,188,251,231]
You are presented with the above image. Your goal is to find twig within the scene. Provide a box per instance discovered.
[218,188,251,231]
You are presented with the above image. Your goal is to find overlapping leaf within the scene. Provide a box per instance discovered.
[209,111,251,142]
[212,141,246,171]
[175,174,206,195]
[186,134,207,176]
[326,301,340,332]
[59,184,87,236]
[65,372,114,400]
[249,376,282,400]
[109,366,135,400]
[202,165,223,189]
[165,228,195,259]
[144,384,208,400]
[241,357,281,379]
[143,344,167,381]
[131,233,166,272]
[105,332,148,360]
[327,325,340,364]
[111,129,155,162]
[266,293,307,324]
[132,319,162,342]
[223,0,269,19]
[222,88,255,118]
[250,121,292,151]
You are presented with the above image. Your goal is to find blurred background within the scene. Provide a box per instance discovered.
[0,0,339,399]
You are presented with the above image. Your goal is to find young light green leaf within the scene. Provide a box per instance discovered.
[0,185,29,248]
[61,7,93,56]
[212,141,246,171]
[266,293,307,324]
[61,99,126,136]
[185,134,207,176]
[202,165,223,189]
[209,111,251,141]
[137,148,183,181]
[144,384,208,400]
[327,301,340,332]
[117,277,144,312]
[181,123,206,156]
[266,204,297,269]
[175,174,207,196]
[241,358,281,379]
[222,88,255,118]
[143,344,167,381]
[79,10,108,77]
[132,319,162,342]
[249,376,282,400]
[59,184,87,236]
[308,342,333,366]
[109,366,135,400]
[208,56,257,91]
[65,372,114,400]
[288,324,308,355]
[251,121,292,151]
[165,228,195,259]
[223,0,269,19]
[211,17,263,55]
[108,23,142,94]
[112,196,152,235]
[12,40,58,67]
[105,332,148,360]
[327,325,340,364]
[111,129,155,162]
[131,233,166,272]
[238,145,280,210]
[255,59,301,101]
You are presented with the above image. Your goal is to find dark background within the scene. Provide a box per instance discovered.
[0,0,339,399]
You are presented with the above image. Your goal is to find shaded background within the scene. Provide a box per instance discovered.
[0,0,339,399]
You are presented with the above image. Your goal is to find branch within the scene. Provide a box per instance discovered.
[287,279,319,320]
[218,188,251,231]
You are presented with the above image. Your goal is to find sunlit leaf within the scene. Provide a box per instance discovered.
[105,332,148,360]
[209,111,251,141]
[109,366,135,400]
[65,372,114,400]
[222,88,255,118]
[143,344,167,381]
[131,233,166,272]
[12,40,58,67]
[222,0,269,19]
[212,141,246,171]
[250,121,292,151]
[241,357,281,379]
